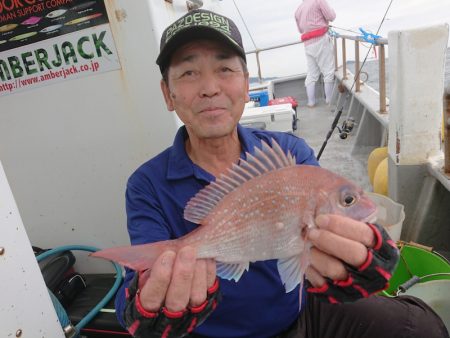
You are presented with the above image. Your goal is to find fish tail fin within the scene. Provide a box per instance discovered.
[90,240,178,272]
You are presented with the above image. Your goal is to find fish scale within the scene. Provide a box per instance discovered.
[92,139,377,293]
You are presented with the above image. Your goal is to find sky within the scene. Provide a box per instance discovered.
[212,0,450,78]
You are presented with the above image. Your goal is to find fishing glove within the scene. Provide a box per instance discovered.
[307,222,400,303]
[123,272,221,338]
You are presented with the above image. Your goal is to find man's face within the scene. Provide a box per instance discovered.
[161,39,249,140]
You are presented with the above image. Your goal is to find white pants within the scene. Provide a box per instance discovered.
[304,35,335,87]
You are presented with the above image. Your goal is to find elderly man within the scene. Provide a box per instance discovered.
[115,8,449,338]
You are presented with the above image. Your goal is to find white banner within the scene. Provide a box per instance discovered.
[0,0,121,96]
[0,24,120,96]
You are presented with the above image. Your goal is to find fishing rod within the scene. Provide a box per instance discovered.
[316,0,395,160]
[329,25,359,35]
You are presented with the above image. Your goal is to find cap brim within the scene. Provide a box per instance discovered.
[156,26,246,72]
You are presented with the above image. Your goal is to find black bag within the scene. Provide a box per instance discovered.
[33,246,87,307]
[55,273,87,308]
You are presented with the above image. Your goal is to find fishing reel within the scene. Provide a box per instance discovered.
[337,118,356,139]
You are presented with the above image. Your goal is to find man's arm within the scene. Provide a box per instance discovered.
[318,0,336,22]
[294,5,304,34]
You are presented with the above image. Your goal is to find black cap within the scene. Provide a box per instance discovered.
[156,9,246,73]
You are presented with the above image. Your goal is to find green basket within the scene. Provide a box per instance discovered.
[381,242,450,297]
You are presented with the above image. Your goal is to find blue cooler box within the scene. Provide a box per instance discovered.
[249,90,269,107]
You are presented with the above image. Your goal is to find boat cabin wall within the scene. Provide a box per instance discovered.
[0,1,189,272]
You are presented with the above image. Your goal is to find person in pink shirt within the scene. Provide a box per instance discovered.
[295,0,336,107]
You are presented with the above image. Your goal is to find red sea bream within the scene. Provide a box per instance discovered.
[92,139,377,293]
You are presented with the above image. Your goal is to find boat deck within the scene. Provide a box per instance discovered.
[268,78,373,192]
[294,102,372,192]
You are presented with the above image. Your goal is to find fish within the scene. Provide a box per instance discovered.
[46,9,68,19]
[21,16,42,25]
[91,139,377,293]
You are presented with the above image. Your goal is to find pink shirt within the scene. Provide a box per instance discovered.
[295,0,336,45]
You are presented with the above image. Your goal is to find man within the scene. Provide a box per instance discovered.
[295,0,336,107]
[115,8,449,338]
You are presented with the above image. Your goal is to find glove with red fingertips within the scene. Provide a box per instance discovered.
[123,273,221,338]
[307,222,399,303]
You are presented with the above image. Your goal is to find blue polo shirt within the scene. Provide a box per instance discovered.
[115,125,319,338]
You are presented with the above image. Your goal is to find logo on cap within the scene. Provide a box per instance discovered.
[164,12,231,43]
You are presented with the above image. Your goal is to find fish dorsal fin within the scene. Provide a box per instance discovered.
[184,139,296,224]
[216,261,250,282]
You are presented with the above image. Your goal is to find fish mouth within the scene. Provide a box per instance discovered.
[361,210,378,224]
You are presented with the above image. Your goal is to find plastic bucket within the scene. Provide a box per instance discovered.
[380,243,450,331]
[366,192,405,242]
[382,243,450,297]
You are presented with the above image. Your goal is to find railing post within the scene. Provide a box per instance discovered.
[355,40,360,92]
[334,36,338,71]
[255,50,262,83]
[342,38,347,79]
[445,90,450,174]
[379,44,387,113]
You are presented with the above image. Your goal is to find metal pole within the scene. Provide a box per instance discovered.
[334,36,338,71]
[445,91,450,173]
[379,44,387,113]
[342,38,347,79]
[355,40,360,92]
[256,51,262,83]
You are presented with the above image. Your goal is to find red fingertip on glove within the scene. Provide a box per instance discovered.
[135,292,159,318]
[334,275,353,287]
[367,223,383,250]
[208,278,219,294]
[359,250,374,272]
[162,307,187,319]
[190,300,208,314]
[307,282,329,294]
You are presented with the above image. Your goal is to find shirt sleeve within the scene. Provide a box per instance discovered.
[292,137,319,166]
[319,0,336,22]
[115,172,172,328]
[281,134,319,166]
[294,5,303,34]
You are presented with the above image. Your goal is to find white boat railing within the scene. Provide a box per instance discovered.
[245,41,304,85]
[332,34,388,113]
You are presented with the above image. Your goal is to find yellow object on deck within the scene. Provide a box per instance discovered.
[368,147,388,186]
[373,157,388,196]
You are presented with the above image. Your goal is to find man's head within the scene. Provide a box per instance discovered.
[156,9,246,75]
[157,9,250,142]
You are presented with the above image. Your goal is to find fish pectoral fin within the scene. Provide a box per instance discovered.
[216,261,250,282]
[277,255,306,293]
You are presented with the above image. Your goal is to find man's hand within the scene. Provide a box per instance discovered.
[139,246,217,312]
[305,214,399,303]
[123,247,220,338]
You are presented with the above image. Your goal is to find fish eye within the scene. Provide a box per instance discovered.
[342,194,357,207]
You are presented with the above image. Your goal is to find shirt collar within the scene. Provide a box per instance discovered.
[167,124,262,181]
